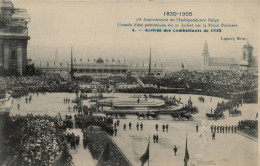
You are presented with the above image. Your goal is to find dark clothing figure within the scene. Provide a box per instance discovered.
[129,122,132,130]
[114,123,117,128]
[210,125,213,133]
[140,123,143,131]
[225,125,228,133]
[153,134,156,143]
[117,119,120,126]
[136,123,139,130]
[155,124,158,131]
[17,104,20,110]
[166,124,169,132]
[196,125,199,132]
[173,146,177,156]
[212,132,215,140]
[156,134,158,143]
[114,128,117,136]
[162,125,165,132]
[123,124,126,130]
[231,125,234,133]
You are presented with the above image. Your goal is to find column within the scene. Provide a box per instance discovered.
[17,43,23,75]
[3,43,9,70]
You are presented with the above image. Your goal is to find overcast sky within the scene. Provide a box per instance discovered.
[12,0,259,66]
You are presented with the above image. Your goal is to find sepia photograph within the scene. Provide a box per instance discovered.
[0,0,259,166]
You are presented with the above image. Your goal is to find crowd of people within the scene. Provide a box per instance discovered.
[1,114,69,166]
[237,120,258,137]
[141,70,258,99]
[0,70,257,103]
[0,74,76,98]
[210,125,237,134]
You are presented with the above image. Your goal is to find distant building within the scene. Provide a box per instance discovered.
[202,41,257,71]
[239,42,257,71]
[35,58,165,78]
[0,0,30,75]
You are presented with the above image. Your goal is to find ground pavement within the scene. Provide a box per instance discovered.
[67,129,96,166]
[9,93,258,166]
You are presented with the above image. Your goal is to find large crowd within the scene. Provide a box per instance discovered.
[141,70,258,98]
[0,70,258,102]
[1,114,67,166]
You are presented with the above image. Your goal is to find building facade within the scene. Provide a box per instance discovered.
[35,58,165,78]
[202,41,257,71]
[0,0,30,75]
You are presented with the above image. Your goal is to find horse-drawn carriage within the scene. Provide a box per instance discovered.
[105,112,127,119]
[229,109,242,117]
[170,112,194,121]
[136,112,160,120]
[206,110,225,120]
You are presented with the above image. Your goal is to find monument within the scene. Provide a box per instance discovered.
[0,0,30,75]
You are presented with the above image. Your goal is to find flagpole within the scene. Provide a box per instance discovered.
[148,136,150,166]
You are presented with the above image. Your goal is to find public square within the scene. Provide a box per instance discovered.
[9,92,258,166]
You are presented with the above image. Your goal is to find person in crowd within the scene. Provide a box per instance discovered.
[173,146,177,156]
[156,134,159,143]
[129,122,132,130]
[136,122,139,131]
[114,128,117,136]
[162,124,165,132]
[140,122,143,131]
[166,124,169,132]
[212,132,216,140]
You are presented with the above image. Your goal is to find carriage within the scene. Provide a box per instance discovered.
[171,112,194,121]
[136,112,160,120]
[229,109,242,117]
[206,110,225,120]
[105,112,127,119]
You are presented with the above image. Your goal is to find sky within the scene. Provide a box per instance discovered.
[10,0,260,68]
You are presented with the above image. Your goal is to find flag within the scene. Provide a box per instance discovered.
[140,142,149,166]
[184,135,189,166]
[97,143,110,166]
[182,62,184,69]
